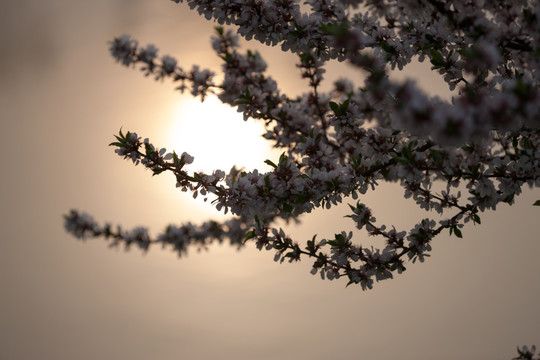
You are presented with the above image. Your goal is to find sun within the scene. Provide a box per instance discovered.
[166,94,276,175]
[158,94,278,218]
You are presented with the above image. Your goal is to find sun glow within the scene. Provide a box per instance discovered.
[166,95,275,174]
[159,95,277,218]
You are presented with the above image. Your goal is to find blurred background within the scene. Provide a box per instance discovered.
[1,1,539,359]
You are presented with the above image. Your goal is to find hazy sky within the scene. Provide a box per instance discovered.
[1,1,539,359]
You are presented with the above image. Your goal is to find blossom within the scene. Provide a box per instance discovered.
[109,34,137,66]
[160,55,177,74]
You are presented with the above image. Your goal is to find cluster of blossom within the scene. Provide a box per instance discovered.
[514,345,540,360]
[67,0,539,295]
[170,0,540,144]
[64,209,248,256]
[109,34,216,99]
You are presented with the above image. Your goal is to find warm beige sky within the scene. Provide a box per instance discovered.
[1,1,539,359]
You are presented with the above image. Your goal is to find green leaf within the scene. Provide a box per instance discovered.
[331,233,346,247]
[294,194,308,204]
[152,167,166,176]
[400,141,415,161]
[406,21,414,33]
[429,149,443,165]
[282,203,293,213]
[503,194,515,204]
[306,235,317,251]
[219,53,232,62]
[380,40,395,54]
[389,262,406,273]
[453,227,463,238]
[341,98,350,113]
[172,152,180,166]
[429,49,445,68]
[299,52,314,63]
[278,152,288,165]
[233,97,251,106]
[533,200,540,206]
[320,22,348,37]
[244,230,256,241]
[326,240,339,247]
[264,159,277,169]
[329,100,350,116]
[284,251,295,258]
[350,156,362,169]
[391,155,409,165]
[329,101,340,114]
[233,87,252,105]
[523,8,536,22]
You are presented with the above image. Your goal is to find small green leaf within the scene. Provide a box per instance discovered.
[429,49,445,67]
[350,156,362,169]
[533,200,540,206]
[429,149,443,165]
[503,194,515,204]
[233,97,250,106]
[332,233,346,247]
[341,98,350,113]
[294,194,308,204]
[406,21,414,33]
[299,52,314,63]
[453,227,463,238]
[329,100,350,116]
[264,159,277,169]
[219,53,232,62]
[380,40,395,54]
[329,101,340,114]
[244,230,256,241]
[320,22,348,37]
[172,152,180,165]
[152,167,166,176]
[233,87,252,105]
[391,155,409,165]
[278,152,288,165]
[282,203,293,213]
[523,8,536,22]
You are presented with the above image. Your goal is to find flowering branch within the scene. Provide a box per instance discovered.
[62,1,540,357]
[64,209,247,256]
[66,0,539,295]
